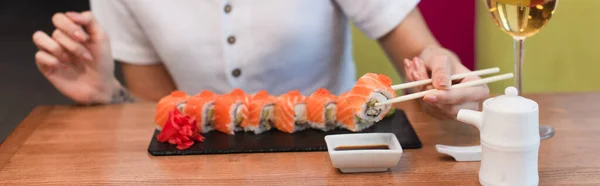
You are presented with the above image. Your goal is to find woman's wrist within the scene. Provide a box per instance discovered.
[91,78,137,105]
[420,45,467,68]
[108,84,137,104]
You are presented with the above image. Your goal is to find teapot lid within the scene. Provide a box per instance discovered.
[486,87,537,112]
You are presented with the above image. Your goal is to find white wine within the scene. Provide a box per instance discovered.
[486,0,557,38]
[483,0,558,140]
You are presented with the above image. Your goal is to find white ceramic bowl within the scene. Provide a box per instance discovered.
[324,133,403,173]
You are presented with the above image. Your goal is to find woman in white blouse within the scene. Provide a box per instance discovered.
[31,0,488,119]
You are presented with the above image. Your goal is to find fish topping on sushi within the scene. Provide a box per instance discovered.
[245,90,277,134]
[155,91,190,131]
[275,90,309,133]
[306,88,337,131]
[213,89,249,135]
[336,93,376,132]
[184,90,219,133]
[346,73,396,122]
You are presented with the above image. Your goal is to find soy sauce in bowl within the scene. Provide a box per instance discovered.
[334,144,390,151]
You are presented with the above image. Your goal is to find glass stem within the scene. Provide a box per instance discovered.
[513,37,525,95]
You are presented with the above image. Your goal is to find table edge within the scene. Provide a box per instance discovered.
[0,106,53,168]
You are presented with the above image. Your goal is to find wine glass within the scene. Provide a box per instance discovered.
[483,0,558,139]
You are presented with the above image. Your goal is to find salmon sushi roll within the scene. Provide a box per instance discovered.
[336,93,375,132]
[155,91,190,130]
[274,90,309,133]
[244,90,277,134]
[306,88,338,131]
[213,89,249,135]
[346,73,396,122]
[183,90,219,133]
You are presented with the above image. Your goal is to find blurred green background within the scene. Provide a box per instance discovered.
[351,25,404,91]
[352,0,600,94]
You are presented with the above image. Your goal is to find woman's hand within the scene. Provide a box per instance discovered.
[32,11,120,104]
[404,46,490,119]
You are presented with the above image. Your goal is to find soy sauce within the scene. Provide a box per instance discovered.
[334,144,390,151]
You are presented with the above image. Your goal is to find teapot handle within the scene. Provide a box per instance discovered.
[435,145,482,162]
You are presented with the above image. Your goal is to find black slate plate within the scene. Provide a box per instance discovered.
[147,109,422,156]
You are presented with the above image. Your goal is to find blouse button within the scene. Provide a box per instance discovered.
[227,36,236,44]
[232,68,241,78]
[224,4,232,13]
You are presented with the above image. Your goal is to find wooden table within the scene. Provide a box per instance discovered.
[1,93,599,185]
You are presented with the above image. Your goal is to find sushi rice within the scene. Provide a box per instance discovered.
[232,103,246,132]
[258,104,275,132]
[358,91,393,122]
[293,103,309,131]
[201,104,215,132]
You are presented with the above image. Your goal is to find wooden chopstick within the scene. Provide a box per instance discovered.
[391,67,500,90]
[375,73,514,106]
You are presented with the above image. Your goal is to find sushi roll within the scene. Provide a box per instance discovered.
[274,90,309,133]
[336,92,375,132]
[183,90,219,133]
[244,90,277,134]
[155,91,190,130]
[346,73,396,122]
[306,88,338,131]
[213,89,250,135]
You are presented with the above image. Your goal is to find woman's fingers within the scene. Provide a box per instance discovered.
[66,11,107,42]
[423,75,489,105]
[65,11,97,32]
[425,55,452,90]
[52,29,93,61]
[403,58,416,81]
[422,74,489,106]
[414,57,428,78]
[425,86,488,105]
[411,57,430,92]
[35,50,61,74]
[32,31,70,63]
[52,12,89,42]
[404,58,426,93]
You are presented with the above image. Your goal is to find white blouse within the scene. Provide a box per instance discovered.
[90,0,419,96]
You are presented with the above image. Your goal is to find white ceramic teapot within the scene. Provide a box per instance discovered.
[436,86,541,186]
